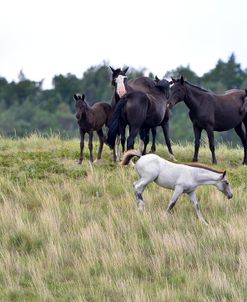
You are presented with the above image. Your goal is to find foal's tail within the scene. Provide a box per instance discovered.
[106,98,127,149]
[121,149,141,165]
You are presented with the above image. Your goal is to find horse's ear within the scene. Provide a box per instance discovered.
[109,66,115,73]
[155,75,160,82]
[74,94,80,101]
[245,89,247,96]
[180,76,184,85]
[123,67,129,74]
[222,170,226,179]
[81,94,85,101]
[171,77,176,83]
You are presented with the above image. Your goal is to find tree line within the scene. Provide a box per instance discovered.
[0,53,246,144]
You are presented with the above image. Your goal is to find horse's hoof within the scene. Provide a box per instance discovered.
[164,211,171,219]
[137,201,144,211]
[168,154,177,162]
[199,218,209,226]
[138,206,144,212]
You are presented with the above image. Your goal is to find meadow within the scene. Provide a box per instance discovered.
[0,134,247,301]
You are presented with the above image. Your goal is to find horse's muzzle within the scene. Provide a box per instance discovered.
[227,193,233,199]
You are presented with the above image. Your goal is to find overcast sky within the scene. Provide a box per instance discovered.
[0,0,246,89]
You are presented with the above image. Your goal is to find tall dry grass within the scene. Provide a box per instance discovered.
[0,134,246,301]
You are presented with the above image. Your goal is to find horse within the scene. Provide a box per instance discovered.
[108,67,174,157]
[168,76,247,164]
[74,94,113,163]
[109,66,157,156]
[121,150,233,225]
[109,66,156,154]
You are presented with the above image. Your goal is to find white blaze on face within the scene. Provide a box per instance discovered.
[115,75,127,97]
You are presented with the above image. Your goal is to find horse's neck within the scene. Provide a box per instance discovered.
[82,107,94,126]
[184,85,205,111]
[193,168,220,185]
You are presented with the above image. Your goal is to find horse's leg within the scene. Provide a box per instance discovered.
[127,127,139,150]
[161,120,174,157]
[119,125,126,153]
[96,129,104,160]
[115,135,121,161]
[164,185,183,216]
[78,129,85,164]
[234,122,247,165]
[192,125,202,162]
[150,127,156,153]
[139,128,148,155]
[134,176,153,211]
[88,131,94,162]
[187,191,208,225]
[206,128,217,164]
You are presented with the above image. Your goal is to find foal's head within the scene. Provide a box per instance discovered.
[74,94,88,120]
[168,76,186,108]
[154,76,170,99]
[215,171,233,199]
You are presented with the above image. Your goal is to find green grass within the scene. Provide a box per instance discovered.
[0,133,247,301]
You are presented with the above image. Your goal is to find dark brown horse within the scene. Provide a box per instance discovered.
[169,76,247,164]
[109,67,174,157]
[74,94,112,163]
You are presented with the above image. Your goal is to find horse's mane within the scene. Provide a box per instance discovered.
[185,81,211,93]
[185,162,224,174]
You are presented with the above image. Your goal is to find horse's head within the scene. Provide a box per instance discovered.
[168,76,186,108]
[109,66,129,86]
[109,66,129,98]
[154,76,170,99]
[215,171,233,199]
[74,93,87,120]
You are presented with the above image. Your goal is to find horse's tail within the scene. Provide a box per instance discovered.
[107,98,127,149]
[121,149,141,165]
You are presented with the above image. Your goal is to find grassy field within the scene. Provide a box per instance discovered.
[0,134,247,301]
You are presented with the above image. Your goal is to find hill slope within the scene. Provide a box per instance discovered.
[0,134,246,301]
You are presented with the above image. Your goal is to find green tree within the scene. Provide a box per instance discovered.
[165,65,200,84]
[201,53,246,91]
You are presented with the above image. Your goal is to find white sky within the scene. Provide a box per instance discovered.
[0,0,246,89]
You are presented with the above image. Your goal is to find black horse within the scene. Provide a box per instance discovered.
[109,66,174,157]
[169,76,247,164]
[107,67,174,157]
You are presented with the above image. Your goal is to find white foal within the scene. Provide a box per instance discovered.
[122,150,233,224]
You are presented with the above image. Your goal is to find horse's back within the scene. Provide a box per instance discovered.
[136,154,190,189]
[92,102,112,127]
[224,89,245,97]
[128,77,156,94]
[135,154,163,179]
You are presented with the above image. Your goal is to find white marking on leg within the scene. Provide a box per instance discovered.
[116,135,121,161]
[139,140,145,154]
